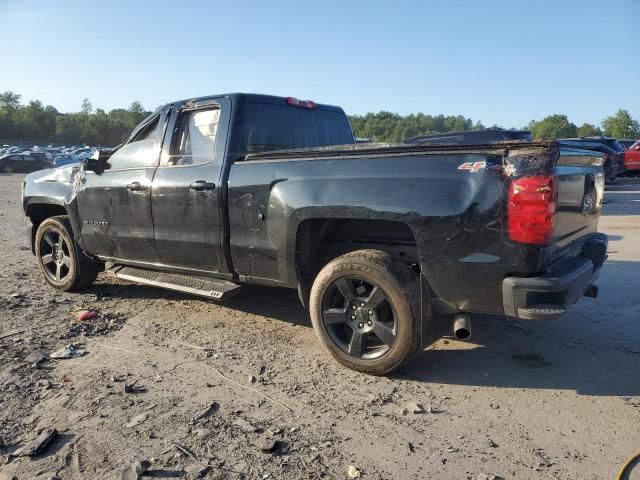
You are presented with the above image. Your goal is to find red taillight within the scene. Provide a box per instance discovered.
[286,97,317,109]
[507,174,558,245]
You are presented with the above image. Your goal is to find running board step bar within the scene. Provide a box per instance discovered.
[108,265,240,301]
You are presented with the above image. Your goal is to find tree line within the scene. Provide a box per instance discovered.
[351,109,640,142]
[0,92,151,146]
[1,91,638,146]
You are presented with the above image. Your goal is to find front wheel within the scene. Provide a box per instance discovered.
[2,164,13,174]
[309,249,421,375]
[35,216,101,291]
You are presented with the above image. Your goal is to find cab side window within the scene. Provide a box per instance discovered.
[108,115,162,170]
[167,108,220,166]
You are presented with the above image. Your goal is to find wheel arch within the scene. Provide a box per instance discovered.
[294,217,419,305]
[25,202,71,253]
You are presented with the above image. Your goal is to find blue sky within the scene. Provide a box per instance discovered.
[1,0,638,128]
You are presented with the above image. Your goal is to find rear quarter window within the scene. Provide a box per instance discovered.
[242,102,353,154]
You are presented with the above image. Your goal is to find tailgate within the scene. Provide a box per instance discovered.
[550,147,604,258]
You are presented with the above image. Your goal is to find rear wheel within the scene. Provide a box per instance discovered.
[35,216,101,291]
[309,249,420,375]
[3,164,13,174]
[603,161,614,183]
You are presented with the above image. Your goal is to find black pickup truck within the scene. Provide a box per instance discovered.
[21,93,608,375]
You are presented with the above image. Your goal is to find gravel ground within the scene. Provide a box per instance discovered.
[0,173,639,480]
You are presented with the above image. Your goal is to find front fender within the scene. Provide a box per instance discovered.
[23,165,83,241]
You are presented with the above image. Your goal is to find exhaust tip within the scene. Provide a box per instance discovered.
[454,327,471,340]
[453,314,472,340]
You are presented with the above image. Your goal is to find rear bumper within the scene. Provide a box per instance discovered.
[502,233,608,319]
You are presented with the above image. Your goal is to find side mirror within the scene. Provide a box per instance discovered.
[82,150,110,174]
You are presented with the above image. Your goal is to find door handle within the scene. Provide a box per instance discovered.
[126,182,149,192]
[189,180,216,191]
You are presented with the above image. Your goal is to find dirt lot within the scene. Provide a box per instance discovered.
[0,173,639,480]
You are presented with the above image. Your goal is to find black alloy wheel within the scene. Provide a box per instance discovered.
[321,277,397,360]
[309,249,421,375]
[39,228,72,284]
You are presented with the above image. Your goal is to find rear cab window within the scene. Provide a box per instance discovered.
[166,107,220,166]
[242,101,354,155]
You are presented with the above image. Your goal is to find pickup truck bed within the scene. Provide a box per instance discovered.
[22,93,607,375]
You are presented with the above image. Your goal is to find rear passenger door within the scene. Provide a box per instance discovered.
[151,97,231,274]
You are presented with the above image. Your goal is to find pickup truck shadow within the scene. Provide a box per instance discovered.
[403,259,640,397]
[224,285,310,326]
[92,261,638,397]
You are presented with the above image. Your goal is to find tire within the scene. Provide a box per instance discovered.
[35,215,101,291]
[603,161,614,183]
[3,164,13,174]
[309,249,420,375]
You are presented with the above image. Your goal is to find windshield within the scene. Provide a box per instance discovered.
[243,102,354,154]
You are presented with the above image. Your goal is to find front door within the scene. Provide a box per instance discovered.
[151,98,230,273]
[76,109,169,263]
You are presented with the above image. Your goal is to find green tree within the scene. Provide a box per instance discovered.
[348,111,478,142]
[601,109,640,139]
[528,115,577,139]
[81,98,93,115]
[129,101,145,115]
[0,91,21,109]
[576,123,602,137]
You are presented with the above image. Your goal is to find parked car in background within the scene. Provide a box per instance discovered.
[76,149,94,161]
[53,153,79,167]
[27,151,53,162]
[624,141,640,173]
[405,129,532,145]
[559,139,623,182]
[584,136,626,176]
[0,153,53,173]
[619,139,637,149]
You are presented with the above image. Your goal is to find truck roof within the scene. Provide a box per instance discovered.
[163,93,347,113]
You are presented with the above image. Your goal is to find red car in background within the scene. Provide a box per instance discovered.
[624,141,640,172]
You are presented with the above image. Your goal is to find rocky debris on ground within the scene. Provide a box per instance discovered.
[49,345,85,359]
[123,382,147,394]
[13,428,57,457]
[259,437,278,454]
[233,417,259,433]
[192,402,219,422]
[120,459,151,480]
[534,449,554,469]
[403,401,425,414]
[184,463,210,479]
[347,465,362,478]
[24,351,48,368]
[126,413,148,428]
[65,309,127,338]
